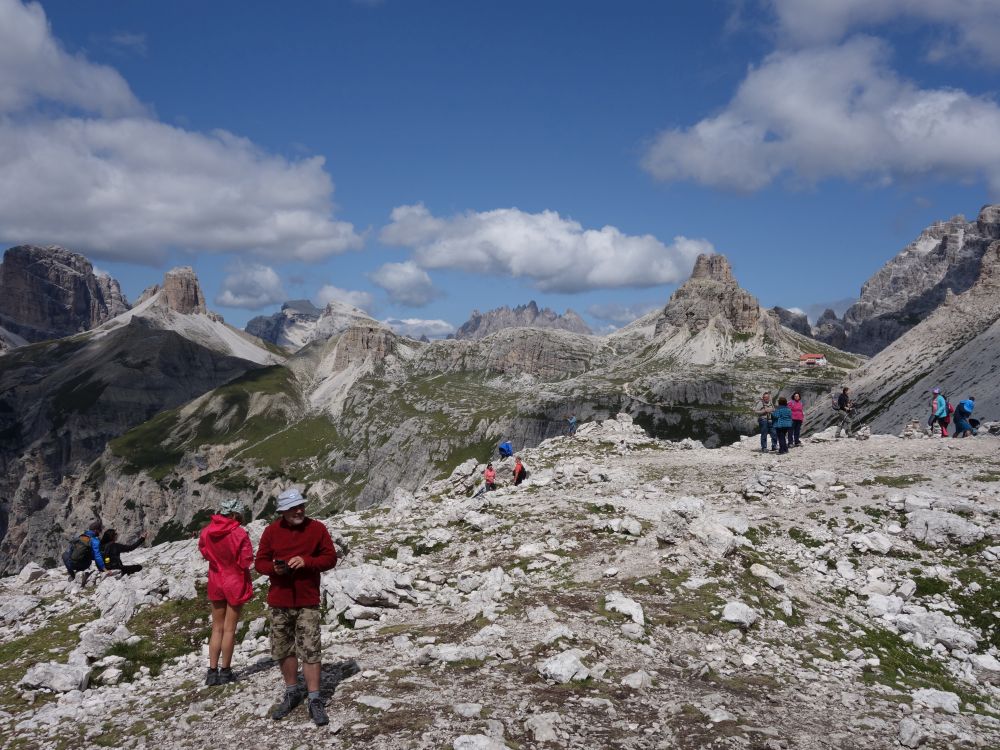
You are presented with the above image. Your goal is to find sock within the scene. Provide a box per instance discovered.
[286,685,299,695]
[308,690,321,701]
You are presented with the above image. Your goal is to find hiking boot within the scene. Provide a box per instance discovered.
[308,697,329,726]
[217,667,235,685]
[205,668,219,687]
[271,688,304,720]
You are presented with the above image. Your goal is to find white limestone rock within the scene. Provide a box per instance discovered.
[605,591,645,626]
[20,662,91,693]
[904,510,985,547]
[538,649,590,683]
[912,688,961,714]
[524,712,561,742]
[721,602,759,628]
[749,563,785,591]
[621,670,653,690]
[898,717,927,748]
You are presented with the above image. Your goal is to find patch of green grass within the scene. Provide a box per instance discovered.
[972,472,1000,482]
[912,576,949,598]
[108,586,212,680]
[788,527,824,549]
[109,409,183,480]
[954,566,1000,650]
[0,606,99,715]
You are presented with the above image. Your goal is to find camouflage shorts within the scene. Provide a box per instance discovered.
[269,606,323,663]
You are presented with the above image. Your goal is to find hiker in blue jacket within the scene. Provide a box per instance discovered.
[953,396,976,438]
[772,397,793,454]
[63,520,111,584]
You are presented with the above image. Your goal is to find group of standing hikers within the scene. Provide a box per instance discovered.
[755,385,980,450]
[66,489,338,726]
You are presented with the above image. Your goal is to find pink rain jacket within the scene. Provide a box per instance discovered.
[199,515,254,606]
[789,399,804,421]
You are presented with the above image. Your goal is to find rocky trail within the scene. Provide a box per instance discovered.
[2,416,999,749]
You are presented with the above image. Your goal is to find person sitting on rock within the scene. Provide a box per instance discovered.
[953,396,976,438]
[62,520,113,585]
[199,499,254,687]
[100,528,146,576]
[254,489,337,726]
[513,456,528,486]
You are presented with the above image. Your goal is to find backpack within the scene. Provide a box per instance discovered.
[68,534,92,567]
[831,394,841,411]
[947,402,954,415]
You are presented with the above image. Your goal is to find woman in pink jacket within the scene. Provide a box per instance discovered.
[789,391,805,447]
[198,499,254,686]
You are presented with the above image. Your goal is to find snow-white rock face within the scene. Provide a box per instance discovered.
[816,204,1000,355]
[2,423,997,749]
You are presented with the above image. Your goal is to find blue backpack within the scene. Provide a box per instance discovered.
[498,441,513,458]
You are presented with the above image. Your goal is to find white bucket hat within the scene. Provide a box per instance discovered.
[276,488,305,512]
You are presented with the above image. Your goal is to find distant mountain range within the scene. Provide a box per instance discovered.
[1,204,999,573]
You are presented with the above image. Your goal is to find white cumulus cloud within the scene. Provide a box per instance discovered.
[315,284,375,312]
[380,204,710,293]
[0,0,363,263]
[766,0,1000,65]
[641,37,1000,195]
[369,260,440,307]
[383,317,456,340]
[216,263,287,309]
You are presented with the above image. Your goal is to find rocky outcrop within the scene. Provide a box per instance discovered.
[0,245,131,344]
[655,254,762,336]
[770,306,811,337]
[813,309,847,350]
[454,301,592,340]
[816,239,1000,433]
[3,423,999,749]
[246,300,322,350]
[161,267,206,315]
[815,205,1000,355]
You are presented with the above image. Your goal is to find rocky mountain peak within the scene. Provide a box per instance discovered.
[770,306,811,336]
[161,266,207,315]
[454,301,592,340]
[656,253,761,335]
[0,244,131,344]
[978,204,1000,239]
[815,205,1000,356]
[689,252,736,282]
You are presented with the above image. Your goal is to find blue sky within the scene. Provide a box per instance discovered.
[1,0,998,336]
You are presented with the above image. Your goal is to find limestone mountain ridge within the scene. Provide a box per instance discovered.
[0,244,131,345]
[0,265,282,573]
[454,300,592,340]
[815,204,1000,356]
[44,252,864,578]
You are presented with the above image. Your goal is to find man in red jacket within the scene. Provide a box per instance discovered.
[254,488,337,726]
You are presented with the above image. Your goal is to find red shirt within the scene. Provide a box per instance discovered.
[254,517,336,608]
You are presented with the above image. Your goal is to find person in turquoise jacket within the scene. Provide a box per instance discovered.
[929,388,948,437]
[772,397,793,454]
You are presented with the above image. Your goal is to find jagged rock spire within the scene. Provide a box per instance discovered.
[656,253,761,335]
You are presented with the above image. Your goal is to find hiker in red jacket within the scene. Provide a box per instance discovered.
[254,488,337,726]
[513,457,527,486]
[198,499,254,687]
